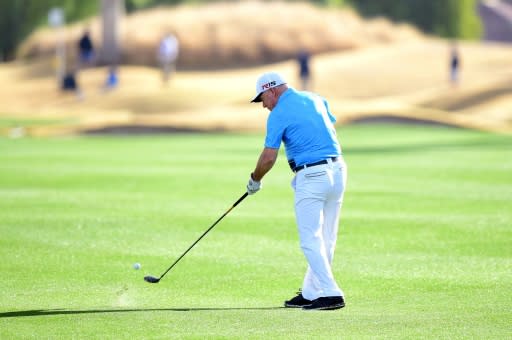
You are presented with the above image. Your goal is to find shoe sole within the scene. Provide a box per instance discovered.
[303,303,345,311]
[284,303,312,308]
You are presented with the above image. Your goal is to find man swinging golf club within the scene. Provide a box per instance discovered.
[247,71,347,310]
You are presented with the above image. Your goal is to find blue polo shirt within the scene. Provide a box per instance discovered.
[264,88,341,167]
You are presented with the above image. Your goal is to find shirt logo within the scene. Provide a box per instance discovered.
[261,81,276,90]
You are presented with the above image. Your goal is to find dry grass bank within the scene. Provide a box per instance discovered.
[18,1,421,69]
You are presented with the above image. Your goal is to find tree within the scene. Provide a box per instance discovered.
[348,0,481,39]
[457,0,482,39]
[100,0,124,64]
[0,0,49,60]
[0,0,99,61]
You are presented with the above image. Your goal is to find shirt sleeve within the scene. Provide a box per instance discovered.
[323,98,336,123]
[264,111,284,149]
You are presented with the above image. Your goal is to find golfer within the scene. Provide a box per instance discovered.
[246,71,347,310]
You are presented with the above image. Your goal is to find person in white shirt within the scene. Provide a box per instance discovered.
[157,33,179,84]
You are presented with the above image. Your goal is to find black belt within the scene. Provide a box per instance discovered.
[293,157,338,173]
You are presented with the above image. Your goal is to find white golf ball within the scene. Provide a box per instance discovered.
[133,263,141,270]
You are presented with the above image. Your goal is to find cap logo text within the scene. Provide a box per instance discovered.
[261,81,276,90]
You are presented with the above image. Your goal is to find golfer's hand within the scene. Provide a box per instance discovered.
[246,173,261,195]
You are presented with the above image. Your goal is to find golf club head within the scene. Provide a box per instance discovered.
[144,275,160,283]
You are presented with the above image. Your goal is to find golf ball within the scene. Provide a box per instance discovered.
[133,263,141,270]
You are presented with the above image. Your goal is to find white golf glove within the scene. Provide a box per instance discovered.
[246,173,261,195]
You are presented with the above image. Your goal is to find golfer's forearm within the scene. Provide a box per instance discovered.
[252,162,273,182]
[252,148,277,181]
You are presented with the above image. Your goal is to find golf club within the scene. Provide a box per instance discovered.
[144,192,249,284]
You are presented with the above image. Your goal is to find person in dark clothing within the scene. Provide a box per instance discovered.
[78,29,95,65]
[62,72,78,91]
[297,49,311,91]
[450,42,461,86]
[61,70,84,99]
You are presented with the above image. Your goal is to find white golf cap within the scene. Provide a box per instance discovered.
[251,71,287,103]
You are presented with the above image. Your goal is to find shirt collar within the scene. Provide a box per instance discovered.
[277,87,293,104]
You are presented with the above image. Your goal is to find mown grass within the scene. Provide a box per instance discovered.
[0,117,77,128]
[0,124,511,339]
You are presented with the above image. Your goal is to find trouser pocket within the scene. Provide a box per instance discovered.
[305,171,327,178]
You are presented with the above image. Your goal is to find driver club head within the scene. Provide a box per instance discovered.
[144,275,160,283]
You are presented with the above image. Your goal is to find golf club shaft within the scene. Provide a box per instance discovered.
[158,192,249,280]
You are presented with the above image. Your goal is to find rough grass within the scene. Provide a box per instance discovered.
[0,124,511,339]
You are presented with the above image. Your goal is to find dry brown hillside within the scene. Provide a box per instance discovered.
[18,1,421,69]
[1,1,512,136]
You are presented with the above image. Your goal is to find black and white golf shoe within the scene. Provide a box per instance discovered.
[284,290,312,308]
[302,296,345,311]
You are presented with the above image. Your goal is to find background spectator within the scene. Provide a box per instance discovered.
[157,33,179,84]
[78,28,95,67]
[297,49,311,91]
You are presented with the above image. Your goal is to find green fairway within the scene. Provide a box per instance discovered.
[1,125,511,339]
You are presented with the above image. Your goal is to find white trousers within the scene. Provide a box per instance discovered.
[291,158,347,300]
